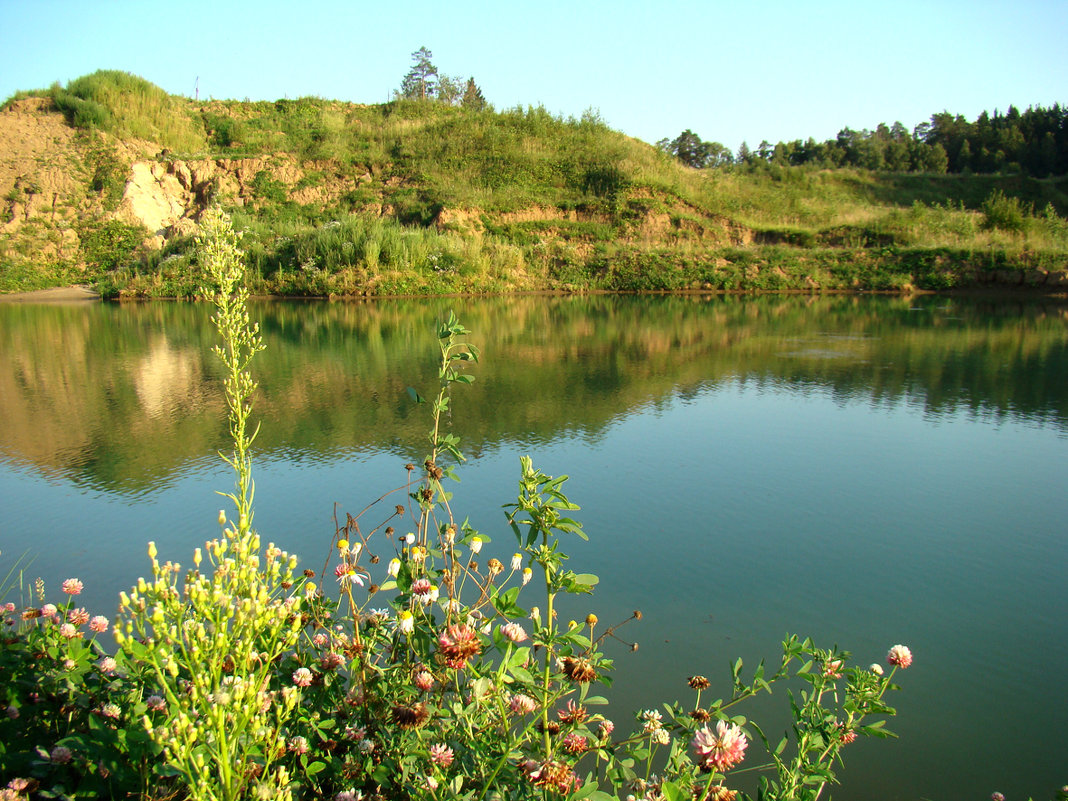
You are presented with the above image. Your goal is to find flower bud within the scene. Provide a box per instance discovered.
[218,510,227,527]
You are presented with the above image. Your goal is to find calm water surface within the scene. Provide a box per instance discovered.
[1,294,1066,800]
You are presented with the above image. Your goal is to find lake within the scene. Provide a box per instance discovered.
[1,293,1066,800]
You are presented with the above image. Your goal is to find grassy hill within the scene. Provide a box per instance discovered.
[2,70,1068,296]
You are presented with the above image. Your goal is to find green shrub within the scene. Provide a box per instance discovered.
[981,189,1032,233]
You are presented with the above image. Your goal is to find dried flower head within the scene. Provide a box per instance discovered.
[688,675,711,690]
[391,702,429,729]
[557,699,588,725]
[561,656,597,683]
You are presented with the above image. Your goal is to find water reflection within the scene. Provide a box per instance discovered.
[1,294,1066,496]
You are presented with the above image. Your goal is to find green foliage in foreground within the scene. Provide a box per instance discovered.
[0,211,917,801]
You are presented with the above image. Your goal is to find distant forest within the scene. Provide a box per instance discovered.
[660,104,1067,178]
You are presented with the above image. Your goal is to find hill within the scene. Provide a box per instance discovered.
[2,70,1068,296]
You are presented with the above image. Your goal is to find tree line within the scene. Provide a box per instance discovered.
[659,103,1067,178]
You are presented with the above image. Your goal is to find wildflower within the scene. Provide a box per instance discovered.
[706,786,738,801]
[520,759,580,795]
[438,623,481,669]
[369,608,391,622]
[561,656,598,683]
[412,579,438,605]
[887,644,913,668]
[145,695,166,712]
[59,623,80,639]
[691,708,712,722]
[413,670,435,691]
[391,702,429,729]
[688,675,711,690]
[397,610,415,635]
[338,539,349,553]
[292,667,314,687]
[61,578,83,596]
[652,727,670,745]
[511,553,523,571]
[313,632,329,647]
[7,779,31,793]
[429,743,454,767]
[98,656,117,673]
[288,736,309,755]
[320,652,344,672]
[49,746,72,764]
[40,603,57,617]
[640,709,664,733]
[510,694,538,715]
[487,557,503,576]
[336,564,365,588]
[554,700,585,725]
[469,536,483,554]
[335,790,362,801]
[991,794,1005,801]
[585,613,598,627]
[599,719,615,738]
[68,608,89,626]
[692,721,748,772]
[409,546,428,563]
[89,615,109,633]
[562,733,589,754]
[422,776,439,791]
[522,567,532,585]
[822,658,844,679]
[6,706,18,720]
[870,663,884,676]
[499,622,528,643]
[387,558,401,578]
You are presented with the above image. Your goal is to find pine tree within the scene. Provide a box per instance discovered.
[461,77,487,111]
[400,46,438,101]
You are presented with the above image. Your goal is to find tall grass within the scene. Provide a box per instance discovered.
[50,70,206,153]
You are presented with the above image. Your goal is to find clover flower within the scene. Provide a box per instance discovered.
[61,578,83,596]
[822,658,844,679]
[59,623,80,639]
[413,670,435,691]
[561,656,598,683]
[391,702,430,729]
[429,743,454,767]
[499,622,528,643]
[287,736,309,755]
[49,746,72,764]
[599,719,615,738]
[510,693,537,715]
[334,790,362,801]
[292,667,314,687]
[40,603,57,617]
[98,656,117,673]
[692,721,748,772]
[688,675,711,690]
[146,695,166,712]
[520,759,580,795]
[89,615,109,633]
[437,623,481,669]
[68,608,89,627]
[640,709,664,733]
[887,644,913,669]
[870,663,884,676]
[556,699,587,724]
[562,733,589,754]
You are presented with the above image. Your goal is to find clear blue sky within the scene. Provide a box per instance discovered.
[2,0,1065,152]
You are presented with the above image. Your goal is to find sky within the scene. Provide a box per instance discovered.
[1,0,1065,153]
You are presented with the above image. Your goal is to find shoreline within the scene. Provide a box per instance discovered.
[0,285,101,303]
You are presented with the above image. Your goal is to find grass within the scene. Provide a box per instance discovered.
[4,72,1068,297]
